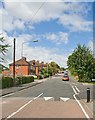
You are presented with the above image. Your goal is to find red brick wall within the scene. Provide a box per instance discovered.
[10,65,29,76]
[36,67,39,76]
[2,70,11,76]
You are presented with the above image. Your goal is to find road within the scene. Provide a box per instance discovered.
[1,76,94,120]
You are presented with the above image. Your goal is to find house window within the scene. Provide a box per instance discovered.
[30,66,32,69]
[16,65,19,69]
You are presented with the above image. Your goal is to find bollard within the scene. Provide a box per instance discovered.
[87,88,90,103]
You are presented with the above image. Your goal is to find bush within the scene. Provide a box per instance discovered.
[44,73,49,78]
[1,76,34,89]
[2,77,14,89]
[78,75,91,83]
[38,74,44,79]
[16,76,34,84]
[25,76,34,83]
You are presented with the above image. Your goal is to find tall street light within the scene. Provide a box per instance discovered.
[21,40,38,58]
[20,40,38,85]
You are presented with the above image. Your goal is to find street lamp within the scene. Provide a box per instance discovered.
[21,40,38,58]
[20,40,38,85]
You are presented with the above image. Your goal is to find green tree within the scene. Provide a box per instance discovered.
[67,44,94,82]
[0,36,9,61]
[49,61,60,75]
[41,61,60,76]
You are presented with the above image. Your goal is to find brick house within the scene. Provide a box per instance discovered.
[29,60,47,75]
[9,57,29,76]
[8,57,47,76]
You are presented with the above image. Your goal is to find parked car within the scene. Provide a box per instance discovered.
[62,74,69,81]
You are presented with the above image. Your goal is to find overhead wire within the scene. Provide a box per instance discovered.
[28,0,47,25]
[31,0,47,21]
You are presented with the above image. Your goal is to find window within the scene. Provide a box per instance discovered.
[30,66,32,69]
[16,65,19,69]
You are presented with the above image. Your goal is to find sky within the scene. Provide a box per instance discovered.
[0,0,94,68]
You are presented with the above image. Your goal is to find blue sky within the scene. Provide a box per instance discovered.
[0,1,93,67]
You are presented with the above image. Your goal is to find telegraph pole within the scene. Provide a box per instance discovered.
[13,38,16,86]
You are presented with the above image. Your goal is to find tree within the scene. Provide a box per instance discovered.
[0,36,9,61]
[49,61,60,75]
[67,44,94,82]
[41,61,60,76]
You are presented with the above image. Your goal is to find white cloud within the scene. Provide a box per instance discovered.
[0,2,92,32]
[1,9,25,32]
[1,32,68,67]
[44,32,68,44]
[14,19,25,30]
[58,14,92,32]
[20,46,68,67]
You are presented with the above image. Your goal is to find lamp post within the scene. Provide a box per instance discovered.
[21,40,38,58]
[47,63,48,74]
[20,40,38,85]
[48,58,52,79]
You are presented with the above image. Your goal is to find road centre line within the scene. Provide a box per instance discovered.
[5,93,43,120]
[75,86,80,93]
[72,86,90,120]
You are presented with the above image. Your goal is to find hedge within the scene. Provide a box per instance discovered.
[16,76,34,84]
[38,73,49,79]
[2,77,14,89]
[44,73,49,78]
[38,74,44,79]
[1,76,34,89]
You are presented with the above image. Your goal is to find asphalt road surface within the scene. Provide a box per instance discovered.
[1,76,94,120]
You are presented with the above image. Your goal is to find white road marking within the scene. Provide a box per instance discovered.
[33,93,43,100]
[0,101,7,104]
[2,93,15,98]
[72,86,78,94]
[73,94,90,120]
[44,97,53,101]
[72,86,90,120]
[60,97,70,102]
[5,93,43,120]
[75,86,80,93]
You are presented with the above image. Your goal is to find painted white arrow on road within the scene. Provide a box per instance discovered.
[44,97,53,101]
[0,101,7,104]
[60,97,70,102]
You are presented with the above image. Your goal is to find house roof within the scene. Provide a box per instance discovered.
[10,57,29,66]
[10,57,47,67]
[29,60,47,67]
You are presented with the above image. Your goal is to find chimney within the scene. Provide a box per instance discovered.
[22,57,26,61]
[41,61,44,64]
[37,60,39,63]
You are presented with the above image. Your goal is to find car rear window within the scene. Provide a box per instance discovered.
[63,75,68,77]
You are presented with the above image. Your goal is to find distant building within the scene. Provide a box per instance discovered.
[2,57,47,76]
[29,60,47,75]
